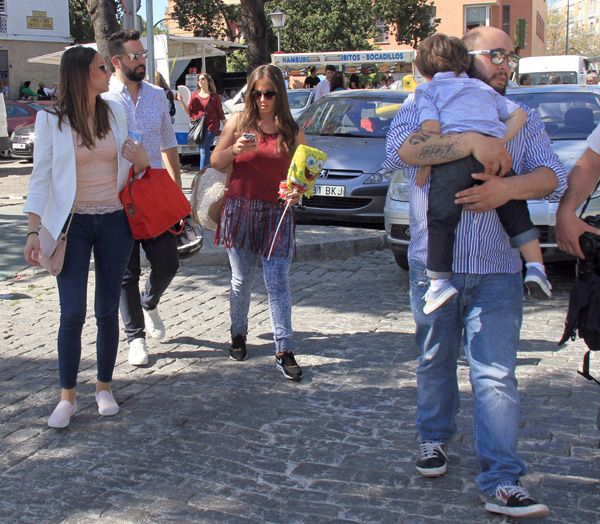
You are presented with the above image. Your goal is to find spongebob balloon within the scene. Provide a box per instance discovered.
[286,144,327,199]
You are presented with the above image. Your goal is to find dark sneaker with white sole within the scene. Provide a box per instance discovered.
[229,334,247,361]
[416,441,448,477]
[485,483,550,519]
[275,352,302,381]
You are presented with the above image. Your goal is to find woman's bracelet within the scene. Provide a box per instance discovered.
[26,231,39,238]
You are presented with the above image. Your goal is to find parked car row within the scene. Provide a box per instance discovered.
[2,100,53,160]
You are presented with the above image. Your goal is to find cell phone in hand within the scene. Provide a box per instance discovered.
[243,133,256,142]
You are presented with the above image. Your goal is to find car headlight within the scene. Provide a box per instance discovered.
[364,167,399,185]
[387,169,410,202]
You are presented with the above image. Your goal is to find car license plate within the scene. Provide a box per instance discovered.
[314,184,345,197]
[12,143,26,149]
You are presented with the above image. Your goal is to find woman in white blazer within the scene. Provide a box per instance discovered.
[23,46,150,429]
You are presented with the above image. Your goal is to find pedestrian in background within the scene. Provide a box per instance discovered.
[19,80,36,100]
[23,46,150,429]
[330,71,346,92]
[105,29,182,367]
[153,71,176,123]
[210,64,305,381]
[303,67,320,88]
[313,64,337,101]
[181,72,226,170]
[349,73,361,89]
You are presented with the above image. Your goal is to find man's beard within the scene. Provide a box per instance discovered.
[123,64,146,82]
[467,59,508,95]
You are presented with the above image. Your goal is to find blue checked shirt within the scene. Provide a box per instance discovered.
[384,94,567,274]
[103,76,177,169]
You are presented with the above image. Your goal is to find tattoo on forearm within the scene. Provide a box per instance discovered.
[417,141,460,162]
[408,129,438,145]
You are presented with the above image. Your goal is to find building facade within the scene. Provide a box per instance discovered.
[0,0,71,99]
[376,0,548,58]
[549,0,600,38]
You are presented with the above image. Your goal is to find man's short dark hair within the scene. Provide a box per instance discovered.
[108,29,141,58]
[415,34,470,78]
[325,65,337,73]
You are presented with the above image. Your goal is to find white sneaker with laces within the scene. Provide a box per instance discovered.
[128,337,149,366]
[143,307,165,340]
[423,282,458,315]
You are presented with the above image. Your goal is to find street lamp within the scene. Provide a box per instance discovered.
[268,8,288,52]
[565,0,571,55]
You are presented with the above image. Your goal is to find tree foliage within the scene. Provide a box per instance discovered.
[172,0,240,41]
[374,0,439,49]
[275,0,376,52]
[546,8,600,56]
[69,0,123,44]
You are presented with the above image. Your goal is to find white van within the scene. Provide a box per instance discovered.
[518,55,590,85]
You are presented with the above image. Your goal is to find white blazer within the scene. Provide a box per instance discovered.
[23,99,131,240]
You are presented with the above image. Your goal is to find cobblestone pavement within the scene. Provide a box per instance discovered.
[1,252,599,523]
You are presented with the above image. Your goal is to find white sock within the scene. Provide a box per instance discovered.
[430,278,449,292]
[525,262,546,275]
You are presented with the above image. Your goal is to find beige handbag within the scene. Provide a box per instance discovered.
[190,166,231,231]
[38,209,76,277]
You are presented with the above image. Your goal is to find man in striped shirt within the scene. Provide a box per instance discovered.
[385,26,566,519]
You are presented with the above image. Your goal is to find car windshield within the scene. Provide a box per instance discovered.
[524,71,579,85]
[297,95,406,138]
[507,90,600,140]
[287,91,311,109]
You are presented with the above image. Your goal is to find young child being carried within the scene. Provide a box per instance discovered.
[413,33,551,315]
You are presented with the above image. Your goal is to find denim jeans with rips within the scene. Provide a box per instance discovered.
[408,259,527,495]
[227,245,293,353]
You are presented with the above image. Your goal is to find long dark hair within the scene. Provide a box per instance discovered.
[239,64,298,154]
[51,46,111,149]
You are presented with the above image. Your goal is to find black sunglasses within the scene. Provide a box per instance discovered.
[252,90,277,100]
[469,49,520,70]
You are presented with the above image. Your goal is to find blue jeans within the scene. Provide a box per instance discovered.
[227,245,293,353]
[56,211,133,389]
[199,130,215,170]
[409,259,526,495]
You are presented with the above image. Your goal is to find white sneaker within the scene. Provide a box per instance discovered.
[128,337,149,366]
[143,307,165,340]
[423,282,458,315]
[48,399,77,429]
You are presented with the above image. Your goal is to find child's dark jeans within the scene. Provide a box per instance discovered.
[426,156,539,279]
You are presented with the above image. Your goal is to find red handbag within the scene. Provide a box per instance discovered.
[119,165,191,240]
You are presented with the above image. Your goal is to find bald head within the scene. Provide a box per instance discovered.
[462,26,512,53]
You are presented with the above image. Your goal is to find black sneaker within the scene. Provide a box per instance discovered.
[485,483,550,518]
[275,352,302,381]
[229,334,247,361]
[416,441,448,477]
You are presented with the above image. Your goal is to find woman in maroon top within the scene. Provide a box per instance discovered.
[211,64,306,381]
[181,73,225,169]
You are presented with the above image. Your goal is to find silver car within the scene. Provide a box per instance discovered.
[384,84,600,269]
[296,90,408,224]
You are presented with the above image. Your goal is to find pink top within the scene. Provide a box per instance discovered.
[72,129,121,212]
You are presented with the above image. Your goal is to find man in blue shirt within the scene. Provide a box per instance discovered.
[385,26,566,518]
[105,30,182,367]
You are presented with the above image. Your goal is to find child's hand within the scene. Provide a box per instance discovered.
[416,165,431,187]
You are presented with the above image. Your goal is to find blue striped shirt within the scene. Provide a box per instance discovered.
[384,94,567,274]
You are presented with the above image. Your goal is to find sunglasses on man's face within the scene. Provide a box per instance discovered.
[469,49,520,70]
[119,50,148,62]
[252,90,277,100]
